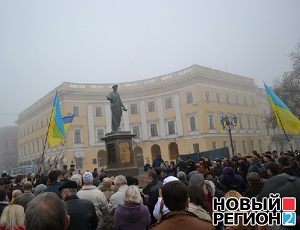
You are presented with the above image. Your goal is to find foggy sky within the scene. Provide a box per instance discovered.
[1,0,300,128]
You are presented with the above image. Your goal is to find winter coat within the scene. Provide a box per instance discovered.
[187,203,212,222]
[114,203,151,230]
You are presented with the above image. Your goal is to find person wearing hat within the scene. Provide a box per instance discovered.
[106,84,127,133]
[69,164,76,177]
[59,181,98,230]
[77,172,108,229]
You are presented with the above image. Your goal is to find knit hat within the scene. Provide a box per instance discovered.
[34,184,47,196]
[223,167,234,179]
[163,176,179,185]
[188,173,205,187]
[83,172,93,184]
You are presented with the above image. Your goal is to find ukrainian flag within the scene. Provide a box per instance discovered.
[63,114,75,133]
[47,91,66,147]
[264,82,300,135]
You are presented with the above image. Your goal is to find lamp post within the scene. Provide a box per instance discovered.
[222,115,238,156]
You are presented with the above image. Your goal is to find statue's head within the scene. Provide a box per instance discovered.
[112,85,118,90]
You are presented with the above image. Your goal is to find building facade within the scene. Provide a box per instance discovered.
[0,126,18,172]
[16,64,297,173]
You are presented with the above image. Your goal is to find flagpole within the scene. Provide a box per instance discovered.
[38,105,55,175]
[275,110,294,152]
[55,129,70,167]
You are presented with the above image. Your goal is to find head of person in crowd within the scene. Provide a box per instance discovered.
[113,175,127,192]
[70,173,82,188]
[102,177,113,191]
[25,192,70,230]
[246,172,260,185]
[15,175,24,185]
[278,156,290,169]
[0,204,25,230]
[223,167,234,179]
[124,185,142,204]
[11,189,22,204]
[145,169,158,186]
[82,172,93,185]
[125,176,138,186]
[162,181,189,211]
[177,171,188,185]
[272,150,278,158]
[0,189,8,202]
[48,170,61,183]
[250,156,261,165]
[265,162,279,177]
[188,173,205,188]
[34,184,47,196]
[189,185,211,214]
[59,181,78,201]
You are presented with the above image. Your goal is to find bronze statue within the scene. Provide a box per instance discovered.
[106,85,127,133]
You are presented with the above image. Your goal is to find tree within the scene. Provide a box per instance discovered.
[273,41,300,118]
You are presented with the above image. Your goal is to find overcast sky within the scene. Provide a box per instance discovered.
[1,0,300,128]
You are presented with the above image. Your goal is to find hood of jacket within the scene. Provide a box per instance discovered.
[117,203,146,223]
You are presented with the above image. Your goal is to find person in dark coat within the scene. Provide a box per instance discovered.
[152,154,165,169]
[44,170,62,198]
[114,185,151,230]
[244,172,264,198]
[59,180,98,230]
[278,156,295,176]
[0,189,9,217]
[143,169,163,224]
[14,181,35,210]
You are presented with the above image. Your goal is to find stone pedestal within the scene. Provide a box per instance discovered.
[101,131,139,177]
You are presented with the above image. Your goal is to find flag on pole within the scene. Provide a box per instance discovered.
[63,114,75,133]
[220,116,225,132]
[47,91,66,147]
[264,82,300,135]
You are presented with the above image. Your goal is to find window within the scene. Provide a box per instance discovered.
[235,95,239,105]
[251,97,255,107]
[74,129,82,143]
[226,94,230,104]
[167,121,176,135]
[73,106,80,117]
[233,141,237,153]
[216,92,221,103]
[255,117,260,130]
[212,142,217,150]
[242,140,247,154]
[32,125,34,133]
[208,114,215,129]
[189,116,197,131]
[223,141,227,147]
[75,158,83,169]
[95,107,103,117]
[193,143,199,153]
[36,140,40,152]
[251,140,255,151]
[205,91,210,102]
[28,143,30,154]
[238,117,244,129]
[150,123,158,137]
[24,145,26,155]
[148,101,155,112]
[132,126,140,138]
[247,117,252,129]
[41,119,43,128]
[258,139,263,152]
[93,159,97,165]
[165,97,172,109]
[130,104,138,114]
[32,141,34,153]
[96,128,105,142]
[186,92,193,104]
[243,96,247,106]
[36,121,39,130]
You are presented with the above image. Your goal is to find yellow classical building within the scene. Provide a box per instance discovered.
[17,64,275,173]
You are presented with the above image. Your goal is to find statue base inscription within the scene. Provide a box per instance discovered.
[101,131,139,177]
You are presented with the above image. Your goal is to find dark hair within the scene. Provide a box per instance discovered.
[0,189,7,201]
[278,156,290,167]
[145,169,158,180]
[15,175,24,184]
[48,170,60,182]
[266,162,279,175]
[162,181,189,211]
[25,192,68,230]
[189,185,211,213]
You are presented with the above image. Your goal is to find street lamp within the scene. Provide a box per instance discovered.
[222,115,238,156]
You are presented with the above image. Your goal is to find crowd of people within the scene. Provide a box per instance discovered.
[0,149,299,230]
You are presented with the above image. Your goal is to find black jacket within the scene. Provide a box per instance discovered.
[65,195,98,230]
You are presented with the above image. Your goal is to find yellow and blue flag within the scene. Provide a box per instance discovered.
[264,82,300,135]
[63,114,75,133]
[47,91,66,147]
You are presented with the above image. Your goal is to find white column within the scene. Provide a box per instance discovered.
[139,100,149,141]
[157,96,166,138]
[174,92,183,136]
[123,102,130,131]
[87,104,95,146]
[105,103,111,133]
